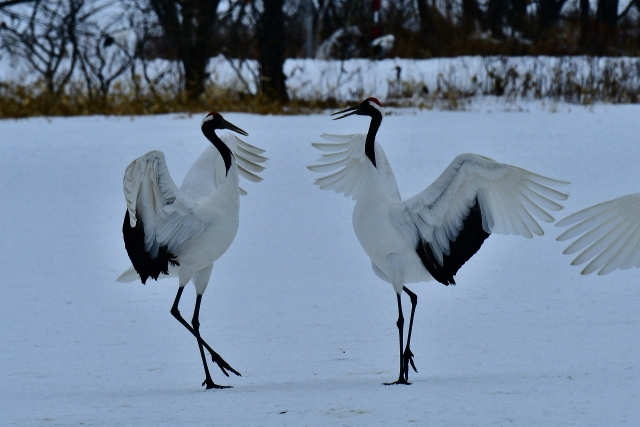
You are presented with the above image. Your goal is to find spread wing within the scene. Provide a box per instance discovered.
[556,193,640,275]
[393,153,569,284]
[307,133,401,200]
[122,150,207,283]
[180,134,267,198]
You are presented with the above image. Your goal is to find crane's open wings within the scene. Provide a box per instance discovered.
[181,134,267,198]
[307,133,401,200]
[556,193,640,275]
[221,134,267,195]
[123,151,208,282]
[394,153,569,284]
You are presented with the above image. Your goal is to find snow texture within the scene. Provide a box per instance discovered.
[1,106,640,426]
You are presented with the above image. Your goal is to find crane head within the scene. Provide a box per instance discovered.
[201,112,249,136]
[331,97,385,120]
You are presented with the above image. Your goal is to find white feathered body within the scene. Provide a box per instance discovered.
[309,133,569,293]
[171,150,240,276]
[118,134,266,293]
[352,157,432,290]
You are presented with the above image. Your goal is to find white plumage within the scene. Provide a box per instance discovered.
[556,193,640,275]
[371,34,395,58]
[310,134,568,290]
[308,98,569,385]
[117,113,266,389]
[118,134,266,289]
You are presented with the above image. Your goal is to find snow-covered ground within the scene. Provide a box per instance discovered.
[1,105,640,426]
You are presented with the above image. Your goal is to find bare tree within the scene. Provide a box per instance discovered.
[596,0,619,28]
[1,0,92,93]
[537,0,568,37]
[580,0,590,45]
[461,0,482,33]
[508,0,528,35]
[255,0,288,101]
[77,4,137,98]
[147,0,220,100]
[416,0,436,52]
[0,0,35,10]
[485,0,506,38]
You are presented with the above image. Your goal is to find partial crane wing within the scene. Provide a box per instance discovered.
[308,133,401,200]
[393,153,569,284]
[556,193,640,275]
[181,134,267,198]
[123,151,207,282]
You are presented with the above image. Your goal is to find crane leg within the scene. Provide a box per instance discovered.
[384,293,410,385]
[192,294,230,389]
[170,287,240,384]
[402,286,418,382]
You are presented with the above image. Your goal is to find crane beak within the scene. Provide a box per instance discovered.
[221,119,249,136]
[331,105,359,120]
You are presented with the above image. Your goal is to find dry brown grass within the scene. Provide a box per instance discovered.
[1,56,639,119]
[0,78,344,119]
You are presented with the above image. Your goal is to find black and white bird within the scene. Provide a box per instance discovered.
[308,98,569,385]
[556,193,640,275]
[371,34,395,59]
[117,112,267,389]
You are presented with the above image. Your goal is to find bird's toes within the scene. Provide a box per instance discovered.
[202,379,232,390]
[384,379,412,386]
[404,348,418,373]
[211,356,241,377]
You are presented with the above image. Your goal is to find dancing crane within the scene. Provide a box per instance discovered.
[308,98,569,385]
[556,193,640,275]
[117,112,267,389]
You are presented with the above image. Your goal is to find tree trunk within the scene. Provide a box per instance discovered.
[149,0,219,100]
[461,0,482,33]
[486,0,506,39]
[509,0,528,34]
[416,0,436,55]
[595,0,619,50]
[580,0,590,45]
[596,0,619,27]
[538,0,567,38]
[257,0,288,101]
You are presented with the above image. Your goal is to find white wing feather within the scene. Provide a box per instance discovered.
[123,151,207,257]
[308,133,401,200]
[556,193,640,275]
[223,134,268,187]
[180,134,267,198]
[394,154,569,265]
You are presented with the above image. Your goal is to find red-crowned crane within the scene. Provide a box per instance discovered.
[117,112,267,389]
[308,98,569,385]
[556,193,640,275]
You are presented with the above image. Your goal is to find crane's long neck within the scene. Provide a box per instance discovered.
[203,128,233,175]
[365,114,382,168]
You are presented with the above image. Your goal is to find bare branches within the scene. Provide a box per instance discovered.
[0,0,35,9]
[77,4,136,98]
[0,0,104,93]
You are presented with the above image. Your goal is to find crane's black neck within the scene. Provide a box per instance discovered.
[365,114,382,168]
[202,127,233,175]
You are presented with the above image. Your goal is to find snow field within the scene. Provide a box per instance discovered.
[0,105,639,425]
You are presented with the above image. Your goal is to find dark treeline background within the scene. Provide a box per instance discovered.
[0,0,639,107]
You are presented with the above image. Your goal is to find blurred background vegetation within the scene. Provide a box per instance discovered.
[1,0,639,117]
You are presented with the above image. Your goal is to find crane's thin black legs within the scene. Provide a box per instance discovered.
[192,294,230,389]
[170,287,240,387]
[385,293,410,385]
[402,286,418,382]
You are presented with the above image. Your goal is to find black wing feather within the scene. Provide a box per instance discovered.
[122,210,179,284]
[416,198,490,285]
